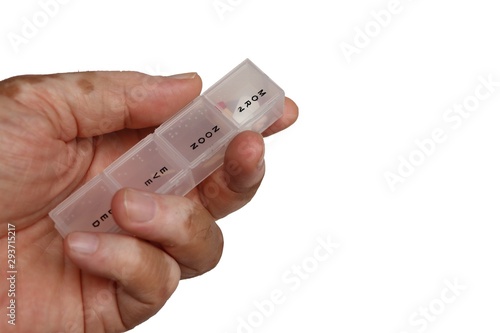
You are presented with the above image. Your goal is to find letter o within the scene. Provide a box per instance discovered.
[365,21,381,37]
[99,119,114,133]
[302,256,319,273]
[96,289,113,305]
[33,11,49,27]
[203,182,220,199]
[464,96,479,112]
[409,150,425,166]
[247,311,264,328]
[429,299,445,315]
[130,86,146,103]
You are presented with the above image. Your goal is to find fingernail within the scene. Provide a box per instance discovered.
[124,189,156,223]
[68,233,99,254]
[168,72,198,80]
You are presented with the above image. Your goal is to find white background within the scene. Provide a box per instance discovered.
[2,0,500,332]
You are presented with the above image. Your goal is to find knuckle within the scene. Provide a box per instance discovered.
[180,202,199,240]
[184,205,217,244]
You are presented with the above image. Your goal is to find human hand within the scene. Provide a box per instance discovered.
[0,70,298,332]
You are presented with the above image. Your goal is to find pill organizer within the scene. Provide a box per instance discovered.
[49,59,285,237]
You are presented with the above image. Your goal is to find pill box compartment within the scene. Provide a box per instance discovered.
[155,97,238,185]
[204,59,285,132]
[105,134,188,194]
[50,175,119,237]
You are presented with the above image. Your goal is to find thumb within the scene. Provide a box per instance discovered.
[1,71,202,140]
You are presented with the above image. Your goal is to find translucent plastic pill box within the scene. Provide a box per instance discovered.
[49,59,285,237]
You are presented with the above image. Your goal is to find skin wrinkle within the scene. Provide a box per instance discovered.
[0,74,92,142]
[20,81,62,119]
[70,74,128,137]
[120,83,131,130]
[4,82,105,145]
[40,79,86,142]
[124,79,146,129]
[174,203,221,279]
